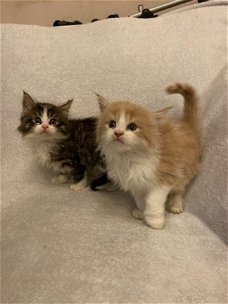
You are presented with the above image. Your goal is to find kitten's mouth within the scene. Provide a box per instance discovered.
[40,130,49,135]
[114,137,124,144]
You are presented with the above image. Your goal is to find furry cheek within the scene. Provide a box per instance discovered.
[47,126,58,135]
[136,132,151,149]
[122,130,147,149]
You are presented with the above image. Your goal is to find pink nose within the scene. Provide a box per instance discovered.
[41,124,49,129]
[114,131,124,137]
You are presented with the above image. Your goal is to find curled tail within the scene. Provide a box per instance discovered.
[166,82,199,133]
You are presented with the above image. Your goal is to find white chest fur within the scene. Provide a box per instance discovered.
[30,141,64,173]
[35,142,54,167]
[104,150,158,196]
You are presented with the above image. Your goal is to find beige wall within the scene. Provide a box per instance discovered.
[1,0,194,26]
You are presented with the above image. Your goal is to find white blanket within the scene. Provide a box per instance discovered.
[1,1,227,303]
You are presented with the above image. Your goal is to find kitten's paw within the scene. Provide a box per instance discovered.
[132,208,144,220]
[51,175,68,184]
[166,199,184,214]
[70,176,88,192]
[70,183,87,191]
[144,215,165,230]
[166,204,183,214]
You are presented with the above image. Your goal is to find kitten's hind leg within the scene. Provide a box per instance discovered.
[132,194,144,220]
[144,186,171,229]
[51,174,68,184]
[90,174,108,191]
[70,173,88,191]
[166,191,184,214]
[132,209,144,220]
[96,181,119,192]
[90,174,119,191]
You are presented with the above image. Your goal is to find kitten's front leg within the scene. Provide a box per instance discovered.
[70,173,88,191]
[144,186,171,229]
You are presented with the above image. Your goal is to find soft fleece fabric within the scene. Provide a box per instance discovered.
[1,1,227,303]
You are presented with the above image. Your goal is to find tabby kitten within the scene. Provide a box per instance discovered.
[18,92,104,190]
[96,83,201,229]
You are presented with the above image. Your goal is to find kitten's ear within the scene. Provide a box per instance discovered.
[96,93,110,112]
[22,91,35,111]
[153,106,173,120]
[59,99,73,115]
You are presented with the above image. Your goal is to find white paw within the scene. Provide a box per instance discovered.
[132,208,144,220]
[70,175,88,192]
[70,183,87,192]
[51,175,68,184]
[167,205,183,214]
[166,201,184,214]
[144,215,165,229]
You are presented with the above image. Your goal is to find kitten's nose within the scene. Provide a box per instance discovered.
[114,130,124,137]
[41,123,49,129]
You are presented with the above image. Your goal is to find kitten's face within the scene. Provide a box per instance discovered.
[18,92,73,142]
[97,99,160,153]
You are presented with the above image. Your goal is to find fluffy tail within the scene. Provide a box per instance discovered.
[166,83,199,132]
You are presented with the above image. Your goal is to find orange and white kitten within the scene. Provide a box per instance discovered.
[96,83,201,229]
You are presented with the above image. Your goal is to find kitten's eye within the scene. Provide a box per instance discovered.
[33,117,42,125]
[49,119,58,126]
[127,123,137,131]
[108,120,116,129]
